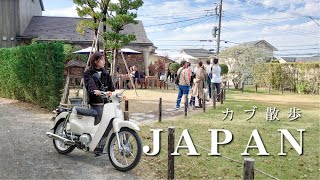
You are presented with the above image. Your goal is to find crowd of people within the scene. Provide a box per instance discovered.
[84,52,222,115]
[175,58,221,110]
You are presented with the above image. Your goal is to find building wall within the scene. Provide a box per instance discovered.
[19,0,42,35]
[256,41,274,58]
[115,54,145,74]
[0,0,42,48]
[0,0,20,48]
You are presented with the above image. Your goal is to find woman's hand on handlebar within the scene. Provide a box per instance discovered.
[93,90,112,97]
[93,90,101,96]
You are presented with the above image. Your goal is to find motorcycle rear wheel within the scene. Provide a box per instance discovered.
[53,120,75,154]
[107,128,142,172]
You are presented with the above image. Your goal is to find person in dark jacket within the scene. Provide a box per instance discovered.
[84,52,115,125]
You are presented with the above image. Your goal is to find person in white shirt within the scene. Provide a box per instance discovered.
[211,58,221,101]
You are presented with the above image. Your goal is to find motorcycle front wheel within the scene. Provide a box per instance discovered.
[107,128,142,172]
[53,120,75,154]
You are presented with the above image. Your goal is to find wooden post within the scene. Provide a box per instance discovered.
[220,88,224,104]
[124,100,129,121]
[159,98,162,122]
[243,158,254,180]
[255,84,258,93]
[120,51,138,96]
[166,78,169,90]
[61,76,70,104]
[168,127,175,180]
[241,82,244,93]
[227,81,229,90]
[184,95,188,117]
[203,93,206,112]
[213,92,216,109]
[223,88,226,101]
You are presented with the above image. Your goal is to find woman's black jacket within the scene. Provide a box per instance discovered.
[84,68,115,104]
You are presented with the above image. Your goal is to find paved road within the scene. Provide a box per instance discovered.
[0,101,137,179]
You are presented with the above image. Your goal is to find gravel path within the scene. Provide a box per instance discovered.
[0,99,137,179]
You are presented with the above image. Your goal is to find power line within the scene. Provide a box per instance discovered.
[275,53,319,55]
[223,13,319,38]
[277,47,320,51]
[153,39,215,41]
[147,16,212,33]
[145,15,213,27]
[309,16,320,27]
[238,0,320,20]
[139,11,213,20]
[240,0,320,27]
[224,11,319,35]
[276,44,320,47]
[138,9,214,17]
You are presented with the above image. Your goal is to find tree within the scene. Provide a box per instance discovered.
[218,46,266,89]
[73,0,101,43]
[103,0,143,76]
[73,0,143,75]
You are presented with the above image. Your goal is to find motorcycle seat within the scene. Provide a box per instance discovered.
[75,107,98,117]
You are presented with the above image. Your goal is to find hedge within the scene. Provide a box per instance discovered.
[254,63,320,94]
[0,42,65,109]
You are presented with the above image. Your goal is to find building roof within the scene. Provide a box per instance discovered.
[66,60,87,68]
[238,40,278,51]
[280,57,296,62]
[21,16,153,46]
[296,56,320,62]
[181,48,214,58]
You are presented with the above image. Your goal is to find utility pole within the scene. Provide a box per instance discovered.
[216,0,223,54]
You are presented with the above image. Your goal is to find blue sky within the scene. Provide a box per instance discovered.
[42,0,320,57]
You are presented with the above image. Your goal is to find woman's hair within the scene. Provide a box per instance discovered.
[213,58,219,64]
[180,60,187,67]
[89,52,104,68]
[198,61,203,67]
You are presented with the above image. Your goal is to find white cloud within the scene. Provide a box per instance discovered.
[41,0,320,57]
[43,5,79,17]
[194,0,208,3]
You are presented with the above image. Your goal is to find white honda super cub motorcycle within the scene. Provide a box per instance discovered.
[46,75,142,172]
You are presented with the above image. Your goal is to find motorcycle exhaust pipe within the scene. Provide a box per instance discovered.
[46,132,75,145]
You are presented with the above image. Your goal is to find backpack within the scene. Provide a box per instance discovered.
[208,66,213,79]
[207,66,212,84]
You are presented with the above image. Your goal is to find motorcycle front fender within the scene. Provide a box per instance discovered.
[51,112,69,129]
[112,118,140,133]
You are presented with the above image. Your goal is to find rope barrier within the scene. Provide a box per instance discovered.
[194,144,280,180]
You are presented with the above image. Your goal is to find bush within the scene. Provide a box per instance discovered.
[220,63,229,75]
[296,80,311,94]
[0,42,65,109]
[64,44,87,62]
[254,63,320,94]
[169,63,180,73]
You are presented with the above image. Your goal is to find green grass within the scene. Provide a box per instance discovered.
[134,90,320,179]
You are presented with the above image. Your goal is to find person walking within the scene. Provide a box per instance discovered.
[211,58,221,102]
[175,60,190,110]
[190,62,206,108]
